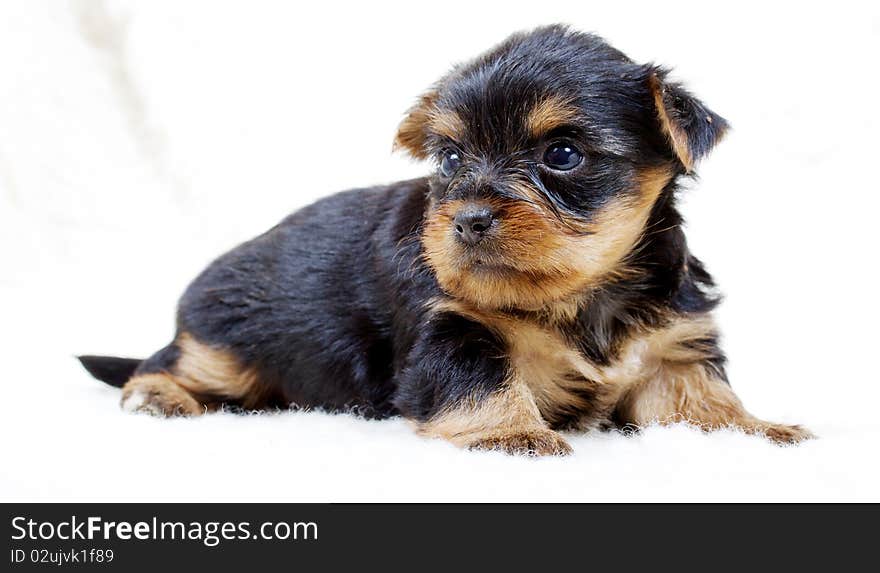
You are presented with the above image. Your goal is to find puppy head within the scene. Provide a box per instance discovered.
[396,25,728,311]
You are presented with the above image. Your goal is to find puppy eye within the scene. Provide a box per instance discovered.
[543,143,583,171]
[439,150,462,178]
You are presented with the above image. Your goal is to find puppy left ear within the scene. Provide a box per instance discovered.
[649,71,729,173]
[393,89,439,160]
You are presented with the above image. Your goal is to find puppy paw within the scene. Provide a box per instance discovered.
[760,423,815,445]
[468,429,572,457]
[120,374,204,417]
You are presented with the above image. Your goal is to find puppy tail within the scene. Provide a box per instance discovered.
[77,355,143,388]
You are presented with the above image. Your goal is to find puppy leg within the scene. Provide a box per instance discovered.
[121,332,264,417]
[121,372,205,416]
[395,311,570,456]
[615,361,813,444]
[420,381,572,456]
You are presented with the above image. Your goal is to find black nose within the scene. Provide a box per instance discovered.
[453,205,494,246]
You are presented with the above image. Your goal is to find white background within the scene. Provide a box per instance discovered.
[1,0,878,501]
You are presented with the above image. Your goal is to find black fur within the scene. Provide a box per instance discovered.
[393,311,509,422]
[80,26,728,427]
[77,356,142,388]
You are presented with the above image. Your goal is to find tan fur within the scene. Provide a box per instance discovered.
[418,377,572,456]
[611,318,813,443]
[393,91,438,159]
[119,332,267,416]
[525,95,581,138]
[175,333,264,408]
[421,167,673,311]
[600,315,721,387]
[397,92,580,159]
[615,359,813,444]
[120,373,205,417]
[393,91,466,159]
[650,74,694,172]
[468,427,573,456]
[427,109,465,143]
[426,300,812,447]
[430,298,609,430]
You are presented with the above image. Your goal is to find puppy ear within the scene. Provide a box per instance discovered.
[393,89,439,160]
[649,71,729,173]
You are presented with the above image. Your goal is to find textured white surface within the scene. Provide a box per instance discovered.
[1,1,878,501]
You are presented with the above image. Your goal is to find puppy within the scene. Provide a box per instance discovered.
[79,25,812,455]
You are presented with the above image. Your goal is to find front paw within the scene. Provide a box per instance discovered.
[468,429,572,457]
[761,423,815,445]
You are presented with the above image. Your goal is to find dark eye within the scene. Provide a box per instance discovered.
[543,143,583,171]
[439,150,462,178]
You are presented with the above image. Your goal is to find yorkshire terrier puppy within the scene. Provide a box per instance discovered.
[80,25,812,455]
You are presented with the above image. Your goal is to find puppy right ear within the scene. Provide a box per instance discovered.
[393,89,439,160]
